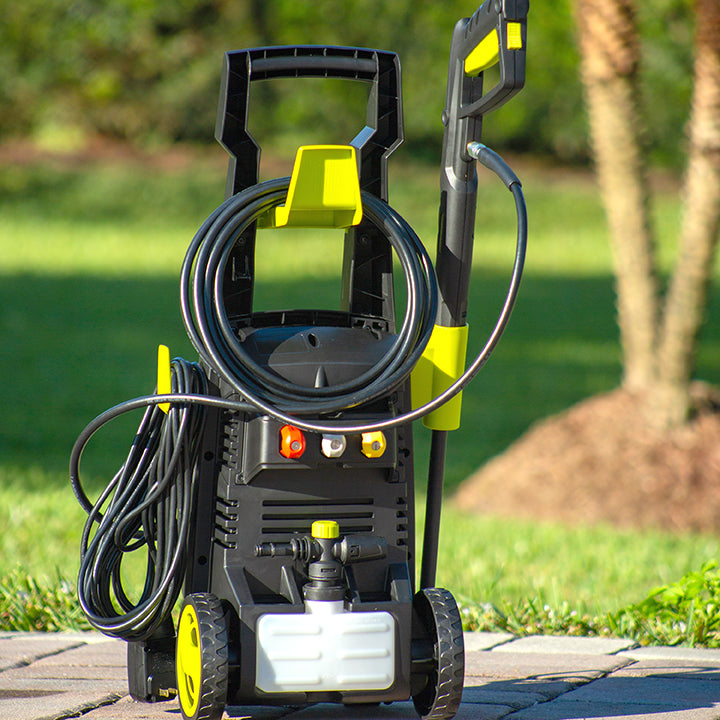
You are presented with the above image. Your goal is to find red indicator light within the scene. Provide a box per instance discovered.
[280,425,306,459]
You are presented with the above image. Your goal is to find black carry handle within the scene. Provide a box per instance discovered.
[214,45,404,327]
[245,50,378,81]
[216,45,402,198]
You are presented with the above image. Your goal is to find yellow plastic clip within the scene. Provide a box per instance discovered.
[411,324,469,431]
[157,344,171,414]
[261,145,363,229]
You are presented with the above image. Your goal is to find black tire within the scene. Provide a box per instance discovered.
[411,588,464,720]
[176,593,229,720]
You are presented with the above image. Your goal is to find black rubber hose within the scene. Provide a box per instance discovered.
[180,177,438,417]
[178,158,526,435]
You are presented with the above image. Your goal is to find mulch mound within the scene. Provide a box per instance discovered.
[453,383,720,533]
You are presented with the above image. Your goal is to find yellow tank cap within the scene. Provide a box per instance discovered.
[312,520,340,539]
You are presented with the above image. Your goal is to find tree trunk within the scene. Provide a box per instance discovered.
[655,0,720,427]
[576,0,660,391]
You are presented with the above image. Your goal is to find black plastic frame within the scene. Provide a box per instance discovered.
[215,45,403,325]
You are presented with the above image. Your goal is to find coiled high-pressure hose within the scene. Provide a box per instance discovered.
[180,176,439,418]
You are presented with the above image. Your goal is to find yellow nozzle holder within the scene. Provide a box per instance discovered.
[261,145,362,229]
[157,344,171,414]
[411,324,469,431]
[312,520,340,539]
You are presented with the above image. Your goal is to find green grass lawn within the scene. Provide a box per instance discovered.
[2,148,720,638]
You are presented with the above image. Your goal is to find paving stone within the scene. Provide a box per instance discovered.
[494,635,638,656]
[463,681,545,708]
[81,696,185,719]
[0,675,127,695]
[1,663,125,681]
[286,700,421,718]
[554,675,720,708]
[612,659,720,680]
[87,699,514,720]
[32,639,126,667]
[0,636,87,671]
[463,632,515,652]
[0,688,123,720]
[509,700,720,720]
[7,631,720,719]
[0,632,94,640]
[454,702,514,720]
[88,696,278,720]
[465,649,631,683]
[224,706,298,720]
[284,700,514,719]
[623,646,720,664]
[465,675,577,701]
[82,695,180,720]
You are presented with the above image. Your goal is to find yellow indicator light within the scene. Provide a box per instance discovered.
[157,344,171,414]
[361,431,387,459]
[312,520,340,539]
[507,22,523,50]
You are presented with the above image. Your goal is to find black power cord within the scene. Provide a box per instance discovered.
[71,358,208,641]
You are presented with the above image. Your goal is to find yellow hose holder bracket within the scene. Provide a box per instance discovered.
[411,324,469,431]
[261,145,363,229]
[157,344,171,414]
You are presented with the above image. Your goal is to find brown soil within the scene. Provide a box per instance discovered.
[453,383,720,533]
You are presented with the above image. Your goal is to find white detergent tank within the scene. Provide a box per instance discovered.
[255,600,396,693]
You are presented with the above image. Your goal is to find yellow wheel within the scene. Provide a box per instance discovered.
[176,593,228,720]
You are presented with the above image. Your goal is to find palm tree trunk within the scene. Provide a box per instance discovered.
[655,0,720,427]
[576,0,659,391]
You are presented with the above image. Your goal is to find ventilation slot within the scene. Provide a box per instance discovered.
[260,498,375,537]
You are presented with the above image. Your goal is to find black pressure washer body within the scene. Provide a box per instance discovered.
[71,4,528,720]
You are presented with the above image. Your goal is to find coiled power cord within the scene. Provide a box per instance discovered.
[70,146,526,640]
[71,359,209,641]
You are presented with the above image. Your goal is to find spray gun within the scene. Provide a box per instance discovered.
[420,0,529,589]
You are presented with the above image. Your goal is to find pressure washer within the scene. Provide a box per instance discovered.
[70,2,529,719]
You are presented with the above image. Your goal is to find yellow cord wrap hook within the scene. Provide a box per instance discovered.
[157,344,172,414]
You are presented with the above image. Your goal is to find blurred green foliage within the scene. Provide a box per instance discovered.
[0,0,694,165]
